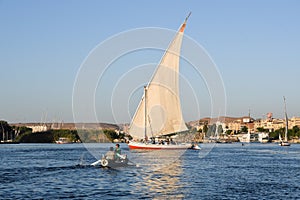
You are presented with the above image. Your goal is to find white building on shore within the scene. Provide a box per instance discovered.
[27,125,48,133]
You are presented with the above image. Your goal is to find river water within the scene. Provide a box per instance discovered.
[1,143,300,199]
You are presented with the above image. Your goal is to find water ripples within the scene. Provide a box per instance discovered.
[1,143,300,199]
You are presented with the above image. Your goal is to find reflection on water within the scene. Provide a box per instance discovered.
[134,160,184,199]
[129,149,186,171]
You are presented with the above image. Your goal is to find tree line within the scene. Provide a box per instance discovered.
[0,120,128,143]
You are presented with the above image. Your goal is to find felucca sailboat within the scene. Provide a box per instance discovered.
[128,13,192,150]
[279,96,290,146]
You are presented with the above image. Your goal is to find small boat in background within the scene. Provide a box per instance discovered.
[189,143,201,150]
[55,137,71,144]
[279,96,291,146]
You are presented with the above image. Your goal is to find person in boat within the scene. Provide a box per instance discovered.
[105,147,115,160]
[170,138,176,145]
[151,138,155,144]
[159,140,165,145]
[114,144,122,160]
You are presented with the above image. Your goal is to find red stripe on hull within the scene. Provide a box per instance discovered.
[128,143,189,150]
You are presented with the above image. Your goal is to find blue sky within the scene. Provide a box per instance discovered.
[1,0,300,123]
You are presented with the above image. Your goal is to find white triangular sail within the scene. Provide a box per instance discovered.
[279,131,282,142]
[129,17,189,139]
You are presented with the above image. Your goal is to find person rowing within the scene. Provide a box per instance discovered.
[114,144,123,160]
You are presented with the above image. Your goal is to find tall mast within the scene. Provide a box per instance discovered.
[1,123,4,143]
[185,12,192,23]
[144,86,147,141]
[283,96,288,141]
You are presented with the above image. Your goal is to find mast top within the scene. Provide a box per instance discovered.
[185,12,192,22]
[180,12,191,33]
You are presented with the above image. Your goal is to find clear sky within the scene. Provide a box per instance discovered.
[1,0,299,123]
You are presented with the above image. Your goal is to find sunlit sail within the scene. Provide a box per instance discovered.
[128,13,192,150]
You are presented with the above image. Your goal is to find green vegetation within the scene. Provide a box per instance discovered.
[53,129,80,142]
[17,129,125,143]
[77,129,110,143]
[0,120,14,141]
[203,124,208,134]
[256,127,269,132]
[16,131,55,143]
[103,129,119,141]
[76,129,129,143]
[241,126,248,133]
[291,126,300,138]
[268,126,300,140]
[16,129,80,143]
[217,125,223,135]
[12,127,128,143]
[206,124,216,137]
[0,119,128,143]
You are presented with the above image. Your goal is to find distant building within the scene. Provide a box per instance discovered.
[227,116,254,133]
[290,117,300,128]
[27,125,48,133]
[254,117,293,132]
[192,115,300,134]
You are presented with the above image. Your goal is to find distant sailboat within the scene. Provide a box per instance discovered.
[279,96,290,146]
[128,13,192,150]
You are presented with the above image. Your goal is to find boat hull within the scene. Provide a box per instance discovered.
[0,142,19,144]
[189,146,201,150]
[55,141,71,144]
[91,158,129,168]
[101,159,128,168]
[279,141,291,146]
[55,137,71,144]
[128,141,190,150]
